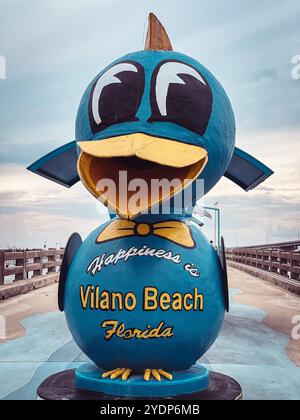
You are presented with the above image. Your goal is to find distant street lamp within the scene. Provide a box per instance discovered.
[192,204,221,253]
[265,230,269,245]
[202,203,221,253]
[214,202,218,249]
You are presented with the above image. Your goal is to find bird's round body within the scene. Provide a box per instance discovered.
[27,12,273,395]
[64,216,225,372]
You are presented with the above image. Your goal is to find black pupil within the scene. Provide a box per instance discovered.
[99,72,138,124]
[150,62,213,136]
[89,63,144,134]
[165,74,212,135]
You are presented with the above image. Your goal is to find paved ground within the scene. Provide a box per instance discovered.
[0,267,299,400]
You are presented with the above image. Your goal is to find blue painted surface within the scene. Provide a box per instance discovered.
[225,147,274,191]
[75,362,209,398]
[0,288,299,400]
[64,218,225,372]
[75,50,236,198]
[27,141,76,173]
[28,49,236,195]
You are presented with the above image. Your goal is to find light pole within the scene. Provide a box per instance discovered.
[265,230,269,245]
[214,202,218,249]
[192,204,221,253]
[204,204,221,253]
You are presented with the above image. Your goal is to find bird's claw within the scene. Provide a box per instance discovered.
[144,369,173,381]
[101,367,173,381]
[102,368,133,381]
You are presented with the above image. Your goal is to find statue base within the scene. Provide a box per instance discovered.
[37,365,243,400]
[75,362,209,398]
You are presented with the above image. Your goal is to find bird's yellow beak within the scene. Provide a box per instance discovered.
[78,133,208,219]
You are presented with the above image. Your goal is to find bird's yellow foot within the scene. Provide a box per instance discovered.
[102,368,133,381]
[144,369,173,381]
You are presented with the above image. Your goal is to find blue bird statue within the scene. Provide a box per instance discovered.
[28,13,273,397]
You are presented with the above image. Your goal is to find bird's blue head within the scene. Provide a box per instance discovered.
[76,15,235,219]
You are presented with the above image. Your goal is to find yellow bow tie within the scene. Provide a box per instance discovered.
[96,219,195,248]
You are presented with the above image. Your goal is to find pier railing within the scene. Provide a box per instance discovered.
[226,241,300,282]
[0,249,65,285]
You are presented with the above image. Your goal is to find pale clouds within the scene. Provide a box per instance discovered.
[203,129,300,246]
[0,165,109,248]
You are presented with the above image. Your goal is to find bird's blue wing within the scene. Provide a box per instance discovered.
[219,236,229,312]
[224,147,273,191]
[27,141,79,188]
[58,233,82,311]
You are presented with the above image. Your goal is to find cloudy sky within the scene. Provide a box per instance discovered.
[0,0,299,248]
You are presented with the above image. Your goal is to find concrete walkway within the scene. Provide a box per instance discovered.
[0,267,299,400]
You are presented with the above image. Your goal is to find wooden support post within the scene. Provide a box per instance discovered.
[48,250,56,273]
[41,250,45,275]
[0,250,5,285]
[15,250,25,281]
[290,251,293,279]
[271,251,277,273]
[33,250,43,277]
[55,251,62,272]
[24,250,27,280]
[276,251,280,273]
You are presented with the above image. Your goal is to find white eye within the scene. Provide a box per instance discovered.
[92,63,138,125]
[155,61,207,116]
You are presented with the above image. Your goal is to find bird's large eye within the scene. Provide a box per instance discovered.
[89,61,145,134]
[149,60,212,135]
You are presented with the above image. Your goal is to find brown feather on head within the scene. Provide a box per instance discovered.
[144,13,173,51]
